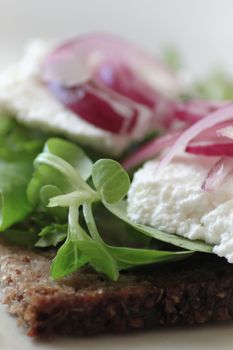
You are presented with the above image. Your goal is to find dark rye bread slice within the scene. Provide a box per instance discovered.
[1,242,233,337]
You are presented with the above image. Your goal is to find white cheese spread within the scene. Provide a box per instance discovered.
[127,155,233,262]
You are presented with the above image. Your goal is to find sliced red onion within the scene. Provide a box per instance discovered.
[43,33,179,96]
[122,103,233,170]
[47,81,138,134]
[186,142,233,156]
[158,102,233,170]
[174,100,227,124]
[122,130,183,170]
[42,33,179,135]
[217,125,233,140]
[202,157,233,191]
[194,120,233,142]
[95,61,159,109]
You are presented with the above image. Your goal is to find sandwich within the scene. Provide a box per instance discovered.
[0,33,233,337]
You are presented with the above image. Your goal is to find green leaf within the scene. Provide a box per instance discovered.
[27,164,74,206]
[106,201,213,253]
[78,240,119,281]
[0,113,45,160]
[92,159,130,203]
[51,239,87,279]
[0,113,15,135]
[28,138,94,208]
[35,152,87,190]
[83,202,192,273]
[0,115,45,230]
[35,223,67,248]
[93,203,151,248]
[45,138,93,181]
[109,246,193,269]
[51,204,119,280]
[40,185,63,206]
[39,185,68,221]
[0,159,34,230]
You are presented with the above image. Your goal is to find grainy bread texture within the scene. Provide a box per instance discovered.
[0,243,233,337]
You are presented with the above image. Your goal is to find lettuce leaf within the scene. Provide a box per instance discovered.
[0,113,45,230]
[0,159,34,230]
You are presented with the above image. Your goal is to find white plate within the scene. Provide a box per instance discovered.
[1,305,233,350]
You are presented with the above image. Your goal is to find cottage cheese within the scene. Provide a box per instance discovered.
[0,40,152,156]
[127,155,233,262]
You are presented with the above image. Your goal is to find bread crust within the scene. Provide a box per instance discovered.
[0,243,233,337]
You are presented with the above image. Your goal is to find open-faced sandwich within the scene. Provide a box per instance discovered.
[0,33,233,337]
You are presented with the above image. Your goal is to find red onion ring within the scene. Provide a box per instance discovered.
[158,102,233,170]
[186,142,233,156]
[174,100,227,124]
[202,157,233,191]
[122,130,183,170]
[217,125,233,140]
[122,107,233,170]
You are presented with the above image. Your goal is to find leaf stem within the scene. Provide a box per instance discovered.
[83,203,104,244]
[48,190,99,208]
[36,153,91,192]
[68,204,92,242]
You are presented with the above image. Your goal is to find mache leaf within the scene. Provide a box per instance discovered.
[109,246,193,269]
[28,138,93,208]
[92,159,130,204]
[83,202,193,273]
[51,239,87,279]
[78,240,119,281]
[45,138,93,181]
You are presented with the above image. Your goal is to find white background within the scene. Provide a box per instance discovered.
[0,0,233,76]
